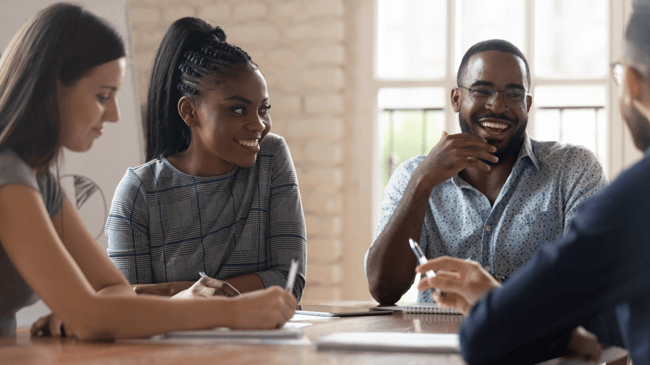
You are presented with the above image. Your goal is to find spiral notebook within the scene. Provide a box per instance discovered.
[378,303,462,315]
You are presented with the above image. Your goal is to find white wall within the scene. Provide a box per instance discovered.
[0,0,142,328]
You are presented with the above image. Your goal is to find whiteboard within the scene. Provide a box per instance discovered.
[0,0,143,327]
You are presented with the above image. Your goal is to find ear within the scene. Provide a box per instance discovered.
[626,67,644,103]
[177,96,199,128]
[526,94,533,113]
[451,88,461,112]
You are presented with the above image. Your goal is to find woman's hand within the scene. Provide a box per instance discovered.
[30,312,75,338]
[416,256,501,314]
[171,276,241,299]
[565,326,603,363]
[228,286,297,329]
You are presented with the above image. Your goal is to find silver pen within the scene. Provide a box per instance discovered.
[285,259,299,293]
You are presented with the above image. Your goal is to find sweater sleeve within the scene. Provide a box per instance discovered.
[105,169,153,284]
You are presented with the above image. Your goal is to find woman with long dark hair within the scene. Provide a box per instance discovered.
[105,18,307,299]
[0,3,295,339]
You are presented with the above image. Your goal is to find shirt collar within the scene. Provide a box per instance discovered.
[645,146,650,157]
[451,135,538,187]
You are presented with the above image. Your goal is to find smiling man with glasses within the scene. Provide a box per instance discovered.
[414,5,650,364]
[365,39,608,306]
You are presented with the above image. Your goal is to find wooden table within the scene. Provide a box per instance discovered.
[0,300,467,365]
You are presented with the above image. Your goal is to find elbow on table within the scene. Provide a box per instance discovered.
[459,323,496,365]
[368,281,405,305]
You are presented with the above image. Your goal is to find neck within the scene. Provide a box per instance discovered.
[459,148,520,205]
[166,142,235,177]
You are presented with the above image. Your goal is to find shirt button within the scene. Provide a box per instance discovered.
[485,225,492,231]
[485,266,490,271]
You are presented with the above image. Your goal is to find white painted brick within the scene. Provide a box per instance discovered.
[267,48,298,67]
[133,27,166,51]
[306,238,342,262]
[233,2,269,20]
[299,68,345,90]
[198,4,231,24]
[302,284,341,301]
[271,1,302,18]
[162,6,196,25]
[134,51,156,76]
[303,190,343,214]
[227,23,280,44]
[305,44,345,65]
[298,166,343,188]
[303,140,343,164]
[306,262,342,284]
[285,19,344,41]
[304,94,344,114]
[283,116,343,139]
[271,94,301,114]
[130,6,161,25]
[303,0,344,17]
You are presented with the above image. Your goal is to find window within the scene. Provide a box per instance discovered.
[368,0,623,302]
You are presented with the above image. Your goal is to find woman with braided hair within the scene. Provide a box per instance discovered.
[105,18,307,301]
[0,4,296,339]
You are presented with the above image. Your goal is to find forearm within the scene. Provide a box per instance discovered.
[223,273,264,294]
[68,293,237,340]
[367,171,436,304]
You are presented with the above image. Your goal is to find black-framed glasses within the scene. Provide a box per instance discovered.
[458,85,528,107]
[610,62,625,86]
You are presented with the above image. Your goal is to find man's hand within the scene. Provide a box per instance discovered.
[416,256,501,314]
[415,132,498,187]
[565,326,603,363]
[171,276,241,299]
[229,286,297,329]
[30,312,75,338]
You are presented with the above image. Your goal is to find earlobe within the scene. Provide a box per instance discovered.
[177,96,197,128]
[626,68,643,104]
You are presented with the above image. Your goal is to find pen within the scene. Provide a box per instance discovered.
[285,259,299,293]
[409,239,436,278]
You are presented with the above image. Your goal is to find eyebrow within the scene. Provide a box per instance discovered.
[469,80,526,90]
[99,86,118,91]
[224,96,269,104]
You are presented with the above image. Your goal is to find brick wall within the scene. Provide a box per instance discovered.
[129,0,350,300]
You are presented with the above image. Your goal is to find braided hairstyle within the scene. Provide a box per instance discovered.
[145,17,257,161]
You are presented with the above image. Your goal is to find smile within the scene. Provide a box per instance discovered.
[237,139,259,147]
[480,121,508,130]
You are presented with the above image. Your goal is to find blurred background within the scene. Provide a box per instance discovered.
[0,0,638,326]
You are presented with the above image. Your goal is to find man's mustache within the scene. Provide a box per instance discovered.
[472,111,517,124]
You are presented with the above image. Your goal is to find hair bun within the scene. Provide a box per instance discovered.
[210,26,226,42]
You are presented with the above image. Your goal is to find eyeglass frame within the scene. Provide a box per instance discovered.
[457,84,530,108]
[610,62,625,86]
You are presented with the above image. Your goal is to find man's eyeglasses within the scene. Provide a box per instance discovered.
[610,62,625,86]
[457,85,528,107]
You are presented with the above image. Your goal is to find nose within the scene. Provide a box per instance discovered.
[246,113,267,133]
[485,91,509,114]
[104,97,120,123]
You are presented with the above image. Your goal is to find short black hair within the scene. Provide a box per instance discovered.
[625,4,650,76]
[457,39,531,90]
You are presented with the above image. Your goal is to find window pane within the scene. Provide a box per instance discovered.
[376,0,446,79]
[533,85,607,171]
[458,0,526,70]
[535,0,608,78]
[378,88,445,202]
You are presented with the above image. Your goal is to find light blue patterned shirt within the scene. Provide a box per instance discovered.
[105,134,306,300]
[366,137,607,303]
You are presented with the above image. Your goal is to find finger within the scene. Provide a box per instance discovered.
[427,272,467,293]
[49,316,62,337]
[30,316,48,336]
[416,256,468,273]
[220,282,241,297]
[464,157,492,171]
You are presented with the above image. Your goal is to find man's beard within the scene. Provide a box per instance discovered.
[458,108,526,165]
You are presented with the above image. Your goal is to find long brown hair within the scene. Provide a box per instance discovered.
[0,3,125,170]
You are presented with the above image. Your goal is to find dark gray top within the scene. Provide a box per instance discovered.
[0,149,65,336]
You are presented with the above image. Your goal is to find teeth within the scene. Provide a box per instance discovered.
[481,122,508,130]
[238,139,259,147]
